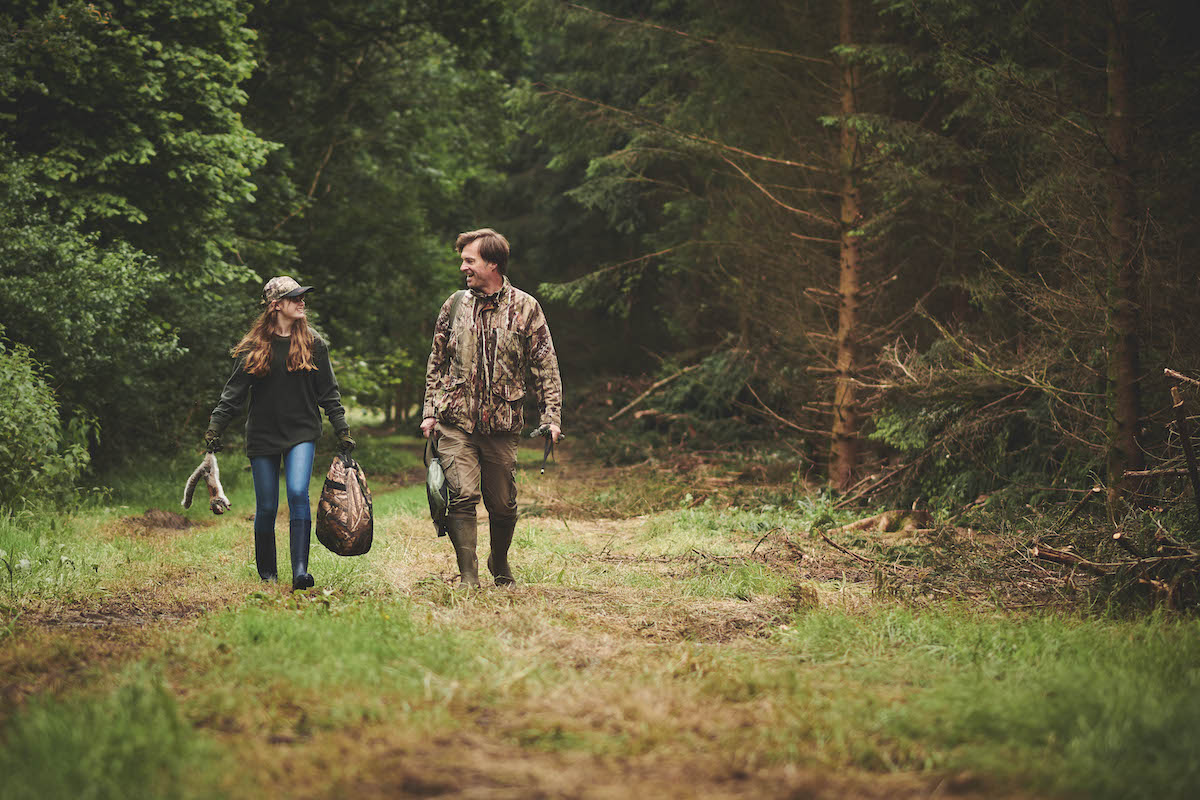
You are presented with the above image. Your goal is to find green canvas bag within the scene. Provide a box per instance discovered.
[424,435,451,537]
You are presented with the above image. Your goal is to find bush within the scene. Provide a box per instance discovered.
[0,335,90,509]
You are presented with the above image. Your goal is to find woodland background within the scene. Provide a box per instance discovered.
[3,0,1200,520]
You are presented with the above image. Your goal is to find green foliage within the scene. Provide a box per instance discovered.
[0,335,91,509]
[0,0,274,461]
[868,402,963,453]
[865,389,1094,511]
[659,350,753,419]
[237,0,521,423]
[0,0,272,284]
[0,669,221,800]
[330,347,416,414]
[0,154,182,442]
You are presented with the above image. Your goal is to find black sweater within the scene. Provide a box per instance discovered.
[208,335,348,457]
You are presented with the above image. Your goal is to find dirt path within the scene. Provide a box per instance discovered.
[1,445,1031,799]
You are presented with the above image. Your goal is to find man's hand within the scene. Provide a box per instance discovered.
[337,429,356,457]
[420,416,437,439]
[204,429,222,454]
[530,423,563,443]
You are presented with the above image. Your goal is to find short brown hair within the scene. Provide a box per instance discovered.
[455,228,510,275]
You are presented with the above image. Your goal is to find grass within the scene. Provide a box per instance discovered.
[171,594,546,735]
[4,428,1200,798]
[0,667,224,800]
[666,608,1200,798]
[0,510,156,608]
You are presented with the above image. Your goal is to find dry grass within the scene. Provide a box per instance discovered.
[1,442,1085,799]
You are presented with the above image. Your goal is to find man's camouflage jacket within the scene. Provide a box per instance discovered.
[422,278,562,435]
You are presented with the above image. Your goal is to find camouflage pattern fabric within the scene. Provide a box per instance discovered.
[423,278,562,435]
[315,455,373,556]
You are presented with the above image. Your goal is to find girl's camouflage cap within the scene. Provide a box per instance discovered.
[262,276,314,304]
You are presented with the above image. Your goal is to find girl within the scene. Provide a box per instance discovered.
[205,276,354,590]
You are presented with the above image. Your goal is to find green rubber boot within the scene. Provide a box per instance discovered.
[445,516,480,588]
[487,516,516,586]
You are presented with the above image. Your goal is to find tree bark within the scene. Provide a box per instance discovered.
[830,0,863,492]
[1105,0,1143,502]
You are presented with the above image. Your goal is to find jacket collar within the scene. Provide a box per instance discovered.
[470,276,510,309]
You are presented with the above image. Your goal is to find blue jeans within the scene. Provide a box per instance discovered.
[250,440,316,528]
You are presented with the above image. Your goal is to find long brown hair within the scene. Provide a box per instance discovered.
[231,305,318,375]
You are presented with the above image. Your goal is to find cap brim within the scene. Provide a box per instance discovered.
[280,286,314,299]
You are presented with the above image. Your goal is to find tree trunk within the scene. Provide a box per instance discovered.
[830,0,863,492]
[1105,0,1142,502]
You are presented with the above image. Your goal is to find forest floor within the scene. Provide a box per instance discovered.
[2,430,1198,799]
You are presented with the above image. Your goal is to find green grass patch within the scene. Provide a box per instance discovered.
[0,510,156,607]
[370,483,428,518]
[174,594,546,733]
[680,562,791,601]
[0,668,224,800]
[695,608,1200,797]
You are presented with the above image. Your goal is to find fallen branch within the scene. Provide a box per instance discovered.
[1170,385,1200,520]
[826,510,933,535]
[691,548,742,566]
[608,364,702,421]
[1165,368,1200,389]
[1112,532,1145,559]
[832,461,917,509]
[818,533,878,566]
[1030,543,1112,576]
[1050,485,1103,534]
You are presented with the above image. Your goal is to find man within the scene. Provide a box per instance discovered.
[421,228,562,587]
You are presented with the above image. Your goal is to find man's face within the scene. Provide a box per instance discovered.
[459,239,499,290]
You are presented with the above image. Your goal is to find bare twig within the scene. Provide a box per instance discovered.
[1050,485,1103,534]
[818,533,877,567]
[608,364,702,422]
[1170,385,1200,520]
[540,85,831,173]
[750,527,783,556]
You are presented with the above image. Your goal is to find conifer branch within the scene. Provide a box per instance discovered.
[539,85,832,174]
[564,2,833,64]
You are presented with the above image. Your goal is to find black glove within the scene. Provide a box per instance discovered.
[337,429,356,456]
[204,429,223,453]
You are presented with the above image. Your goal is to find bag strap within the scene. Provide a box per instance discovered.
[423,290,467,453]
[449,289,467,328]
[424,435,441,467]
